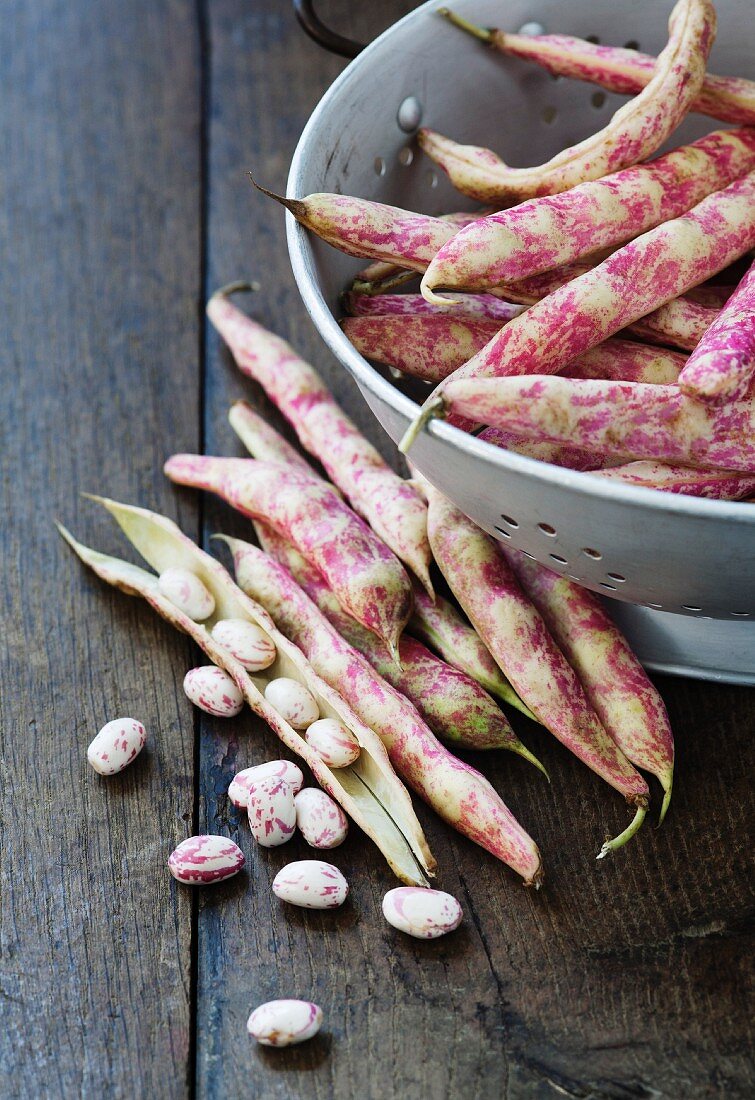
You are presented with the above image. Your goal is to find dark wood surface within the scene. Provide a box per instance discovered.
[1,2,753,1097]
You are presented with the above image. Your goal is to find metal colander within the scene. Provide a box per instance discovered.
[286,0,755,684]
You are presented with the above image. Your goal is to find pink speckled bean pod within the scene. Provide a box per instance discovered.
[207,290,433,597]
[228,401,313,473]
[247,523,545,769]
[400,172,755,449]
[256,185,461,271]
[440,375,755,472]
[343,315,501,382]
[168,835,245,885]
[222,534,544,884]
[479,428,611,473]
[419,0,715,203]
[416,477,649,853]
[409,582,532,718]
[353,210,492,279]
[421,129,755,298]
[629,299,718,353]
[503,550,675,830]
[678,260,755,403]
[294,788,349,849]
[592,461,755,500]
[344,291,526,323]
[444,11,755,127]
[58,499,434,886]
[163,454,412,660]
[346,309,686,385]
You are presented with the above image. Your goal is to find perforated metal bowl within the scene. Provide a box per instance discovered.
[287,0,755,684]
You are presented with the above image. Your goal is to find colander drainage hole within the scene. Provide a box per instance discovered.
[600,583,617,591]
[500,514,519,528]
[648,603,663,610]
[549,554,567,565]
[398,147,414,167]
[591,91,607,109]
[682,605,703,612]
[374,156,386,177]
[582,546,602,560]
[494,526,512,539]
[538,522,557,536]
[624,39,640,50]
[731,610,750,617]
[521,550,535,559]
[607,572,626,582]
[426,169,439,189]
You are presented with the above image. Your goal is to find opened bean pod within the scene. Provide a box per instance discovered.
[57,498,434,885]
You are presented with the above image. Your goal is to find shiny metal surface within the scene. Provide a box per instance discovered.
[287,0,755,682]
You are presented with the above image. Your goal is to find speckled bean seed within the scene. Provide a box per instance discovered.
[272,859,349,909]
[382,887,463,939]
[157,567,216,620]
[228,760,304,809]
[168,834,245,884]
[183,666,244,717]
[248,776,297,847]
[247,999,323,1047]
[87,717,146,776]
[210,617,277,671]
[263,677,319,729]
[294,788,349,849]
[305,718,361,768]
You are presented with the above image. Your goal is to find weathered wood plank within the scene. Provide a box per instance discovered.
[199,4,754,1099]
[0,2,201,1096]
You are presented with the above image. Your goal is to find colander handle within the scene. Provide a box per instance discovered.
[292,0,365,59]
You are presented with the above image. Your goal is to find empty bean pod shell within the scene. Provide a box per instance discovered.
[247,999,323,1047]
[228,759,304,809]
[157,567,215,620]
[87,717,146,775]
[305,717,361,768]
[210,617,277,671]
[294,788,349,849]
[264,677,319,729]
[168,835,245,884]
[248,775,297,847]
[183,666,244,717]
[382,886,463,939]
[272,859,349,909]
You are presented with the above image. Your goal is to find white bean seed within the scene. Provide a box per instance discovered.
[183,666,244,717]
[210,618,277,672]
[87,718,146,776]
[382,887,463,939]
[264,677,319,729]
[168,835,245,884]
[305,718,360,768]
[157,568,215,620]
[294,788,348,849]
[247,1000,323,1047]
[248,776,297,847]
[272,859,349,909]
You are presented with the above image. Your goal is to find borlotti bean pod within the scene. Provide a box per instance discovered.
[286,0,755,683]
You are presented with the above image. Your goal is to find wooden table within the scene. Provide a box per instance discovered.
[2,2,753,1096]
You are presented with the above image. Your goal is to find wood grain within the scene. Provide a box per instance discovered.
[0,0,752,1097]
[0,1,201,1096]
